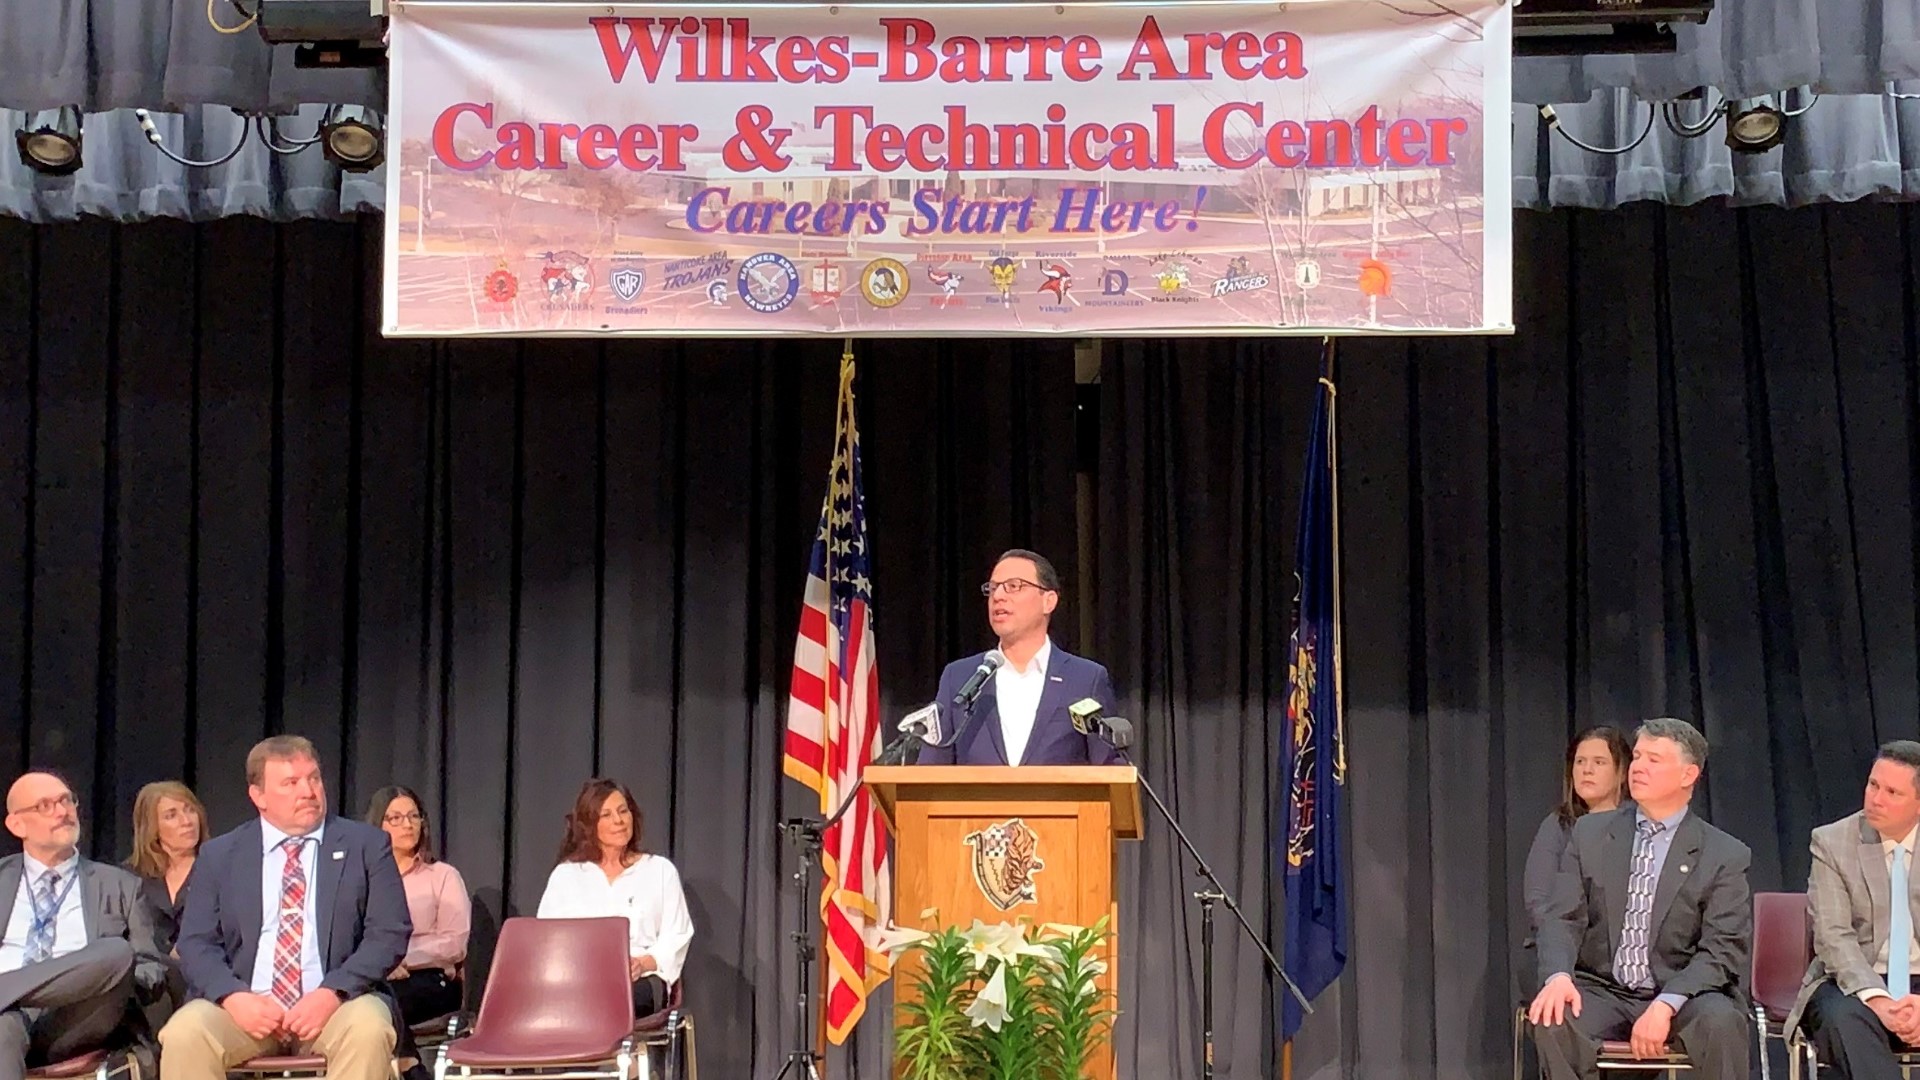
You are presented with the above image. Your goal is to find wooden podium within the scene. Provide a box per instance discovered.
[865,765,1141,1080]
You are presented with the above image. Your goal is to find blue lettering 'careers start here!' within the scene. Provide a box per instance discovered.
[685,185,1207,237]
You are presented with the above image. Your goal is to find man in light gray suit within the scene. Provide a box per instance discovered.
[1528,717,1753,1080]
[1786,740,1920,1079]
[0,772,168,1080]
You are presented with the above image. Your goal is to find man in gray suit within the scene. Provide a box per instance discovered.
[0,772,168,1080]
[1785,740,1920,1078]
[1528,717,1753,1080]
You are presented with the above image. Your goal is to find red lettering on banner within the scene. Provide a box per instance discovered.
[589,17,674,83]
[430,101,692,171]
[1118,17,1304,80]
[432,102,492,170]
[881,18,937,81]
[1428,118,1468,164]
[1196,102,1470,169]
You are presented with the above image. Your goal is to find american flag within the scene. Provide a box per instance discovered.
[782,357,893,1044]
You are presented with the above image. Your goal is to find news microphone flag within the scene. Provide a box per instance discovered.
[782,354,893,1043]
[1280,340,1348,1040]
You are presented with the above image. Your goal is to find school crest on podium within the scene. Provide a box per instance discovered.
[965,818,1043,910]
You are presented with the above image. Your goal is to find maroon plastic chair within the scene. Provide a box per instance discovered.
[1750,892,1810,1080]
[438,917,637,1080]
[28,1049,140,1080]
[633,978,696,1080]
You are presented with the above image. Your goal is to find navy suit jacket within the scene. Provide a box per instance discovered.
[177,815,411,1007]
[917,646,1123,765]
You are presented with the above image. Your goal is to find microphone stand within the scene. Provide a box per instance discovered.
[770,714,930,1080]
[1112,744,1311,1080]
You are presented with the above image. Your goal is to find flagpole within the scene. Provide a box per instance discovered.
[1286,337,1341,1080]
[816,339,858,1080]
[1322,336,1345,780]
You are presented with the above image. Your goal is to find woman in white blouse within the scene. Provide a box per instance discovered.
[536,778,695,1017]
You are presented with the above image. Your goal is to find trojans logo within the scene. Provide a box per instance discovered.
[964,818,1044,911]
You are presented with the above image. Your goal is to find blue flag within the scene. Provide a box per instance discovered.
[1280,346,1347,1041]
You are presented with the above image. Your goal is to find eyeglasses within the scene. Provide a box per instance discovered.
[980,578,1048,597]
[383,812,424,826]
[8,793,76,817]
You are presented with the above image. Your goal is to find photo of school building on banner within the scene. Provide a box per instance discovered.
[381,0,1513,337]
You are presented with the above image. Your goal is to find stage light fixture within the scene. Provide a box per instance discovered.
[256,0,388,67]
[14,106,83,176]
[1724,101,1787,153]
[320,105,384,171]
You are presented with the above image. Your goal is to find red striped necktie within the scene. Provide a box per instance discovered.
[270,836,310,1008]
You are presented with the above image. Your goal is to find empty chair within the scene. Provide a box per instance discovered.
[437,917,635,1080]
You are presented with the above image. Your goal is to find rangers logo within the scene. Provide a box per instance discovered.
[610,265,645,303]
[1213,256,1270,297]
[964,818,1043,911]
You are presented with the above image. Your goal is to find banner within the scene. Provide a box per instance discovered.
[383,0,1511,337]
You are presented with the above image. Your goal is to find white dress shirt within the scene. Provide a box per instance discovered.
[995,638,1052,766]
[1860,824,1920,1003]
[536,856,696,986]
[249,821,327,998]
[0,852,85,974]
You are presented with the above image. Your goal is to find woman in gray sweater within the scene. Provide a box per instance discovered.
[1519,725,1630,994]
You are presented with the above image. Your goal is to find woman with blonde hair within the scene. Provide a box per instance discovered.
[126,779,209,951]
[127,779,209,1027]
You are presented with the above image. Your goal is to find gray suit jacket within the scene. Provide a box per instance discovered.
[1785,813,1916,1037]
[1537,805,1753,1002]
[0,854,169,1011]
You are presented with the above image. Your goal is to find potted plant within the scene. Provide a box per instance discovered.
[887,915,1115,1080]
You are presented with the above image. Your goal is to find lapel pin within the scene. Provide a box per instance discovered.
[1049,676,1063,682]
[331,851,345,860]
[1679,864,1690,873]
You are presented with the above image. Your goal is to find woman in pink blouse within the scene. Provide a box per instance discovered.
[366,785,472,1024]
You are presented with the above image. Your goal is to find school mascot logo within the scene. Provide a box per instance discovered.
[964,818,1043,911]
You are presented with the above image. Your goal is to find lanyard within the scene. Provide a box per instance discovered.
[27,866,80,938]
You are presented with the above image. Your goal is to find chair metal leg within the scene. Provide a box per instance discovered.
[683,1019,697,1080]
[1754,1006,1771,1080]
[1514,1007,1526,1080]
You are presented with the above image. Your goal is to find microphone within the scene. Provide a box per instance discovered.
[873,704,942,765]
[1069,698,1134,750]
[952,649,1006,710]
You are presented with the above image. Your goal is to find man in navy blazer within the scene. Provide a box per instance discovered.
[919,549,1122,767]
[160,736,410,1080]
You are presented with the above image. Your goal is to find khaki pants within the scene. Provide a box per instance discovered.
[159,997,395,1080]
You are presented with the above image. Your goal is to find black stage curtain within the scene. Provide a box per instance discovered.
[3,201,1917,1079]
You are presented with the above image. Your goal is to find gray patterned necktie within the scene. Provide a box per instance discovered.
[23,870,62,964]
[1613,819,1664,989]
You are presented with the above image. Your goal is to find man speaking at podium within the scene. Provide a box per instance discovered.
[918,550,1121,766]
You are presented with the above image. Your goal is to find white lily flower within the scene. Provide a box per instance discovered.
[870,924,932,956]
[966,963,1011,1031]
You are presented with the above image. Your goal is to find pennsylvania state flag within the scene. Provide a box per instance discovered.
[1280,344,1347,1041]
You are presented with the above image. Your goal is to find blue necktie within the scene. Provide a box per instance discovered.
[23,870,62,964]
[1891,847,1911,999]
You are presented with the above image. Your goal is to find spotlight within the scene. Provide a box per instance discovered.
[1725,101,1787,153]
[320,105,384,171]
[14,106,83,176]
